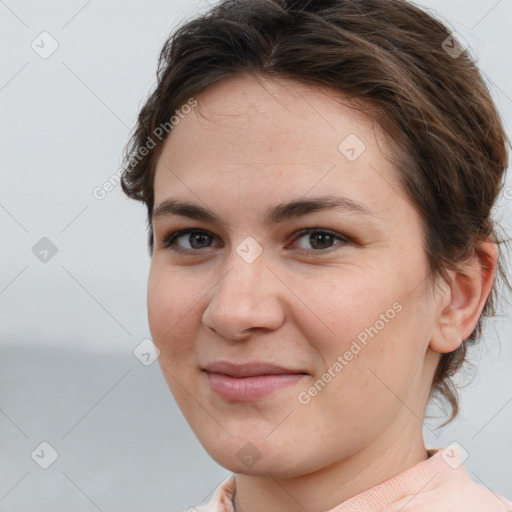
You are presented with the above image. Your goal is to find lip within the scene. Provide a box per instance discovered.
[202,361,307,377]
[202,361,309,401]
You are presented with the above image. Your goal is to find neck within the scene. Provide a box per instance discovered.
[233,420,428,512]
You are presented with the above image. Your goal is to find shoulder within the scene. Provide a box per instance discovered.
[449,476,512,511]
[382,463,512,512]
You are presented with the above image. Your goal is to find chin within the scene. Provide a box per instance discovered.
[199,435,319,478]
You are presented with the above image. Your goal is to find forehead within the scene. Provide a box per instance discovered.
[166,73,386,153]
[152,73,407,220]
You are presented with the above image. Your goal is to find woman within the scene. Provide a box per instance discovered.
[121,0,512,510]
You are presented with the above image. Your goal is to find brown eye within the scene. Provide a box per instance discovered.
[161,229,218,252]
[309,232,335,249]
[291,228,350,252]
[186,232,212,249]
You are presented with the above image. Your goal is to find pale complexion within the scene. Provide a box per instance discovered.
[148,73,496,512]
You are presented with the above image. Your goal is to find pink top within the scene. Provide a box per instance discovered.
[193,446,512,511]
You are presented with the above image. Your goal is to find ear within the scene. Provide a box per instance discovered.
[429,239,498,354]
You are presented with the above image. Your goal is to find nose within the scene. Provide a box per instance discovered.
[201,249,286,340]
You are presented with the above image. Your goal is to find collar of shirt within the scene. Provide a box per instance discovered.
[195,446,512,512]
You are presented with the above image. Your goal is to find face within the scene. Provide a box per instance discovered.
[148,73,441,477]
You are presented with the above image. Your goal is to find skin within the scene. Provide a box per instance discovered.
[147,73,497,512]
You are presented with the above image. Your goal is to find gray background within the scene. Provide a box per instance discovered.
[1,0,511,510]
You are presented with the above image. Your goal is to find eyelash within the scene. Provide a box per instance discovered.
[159,227,351,256]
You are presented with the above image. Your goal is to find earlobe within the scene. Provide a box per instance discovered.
[430,323,463,354]
[428,239,498,354]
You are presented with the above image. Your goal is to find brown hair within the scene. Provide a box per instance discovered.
[120,0,511,423]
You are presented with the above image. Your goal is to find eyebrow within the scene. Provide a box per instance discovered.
[152,195,380,226]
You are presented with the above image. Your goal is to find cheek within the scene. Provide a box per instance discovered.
[293,268,399,355]
[148,266,204,414]
[147,264,200,360]
[292,267,421,403]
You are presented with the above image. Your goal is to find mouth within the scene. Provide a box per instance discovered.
[201,361,309,401]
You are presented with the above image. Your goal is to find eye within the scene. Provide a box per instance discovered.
[159,227,350,256]
[288,228,350,253]
[160,228,219,253]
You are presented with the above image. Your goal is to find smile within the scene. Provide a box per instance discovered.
[202,361,309,401]
[204,372,308,401]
